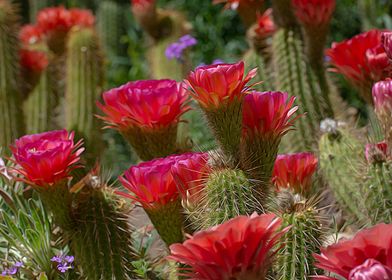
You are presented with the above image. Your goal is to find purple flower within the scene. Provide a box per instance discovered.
[57,263,73,273]
[64,256,74,263]
[212,59,224,65]
[1,261,23,276]
[165,34,197,61]
[51,256,63,263]
[51,254,74,273]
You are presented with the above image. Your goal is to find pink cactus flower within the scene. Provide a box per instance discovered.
[292,0,336,26]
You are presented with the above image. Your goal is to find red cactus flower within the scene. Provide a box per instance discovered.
[19,24,43,45]
[131,0,155,8]
[37,6,73,34]
[186,61,257,109]
[169,213,287,280]
[20,49,49,73]
[255,8,276,38]
[68,8,95,27]
[118,153,198,208]
[292,0,336,27]
[171,152,210,203]
[382,31,392,61]
[98,79,189,131]
[326,30,390,102]
[272,152,318,194]
[366,45,391,82]
[313,223,392,279]
[10,130,84,187]
[242,91,299,139]
[365,141,389,163]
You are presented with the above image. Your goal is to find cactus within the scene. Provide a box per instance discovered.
[97,0,128,57]
[24,59,59,134]
[364,161,392,224]
[319,128,369,224]
[65,27,105,164]
[188,168,260,230]
[275,192,322,280]
[0,1,25,153]
[28,0,54,22]
[71,183,136,280]
[272,28,324,152]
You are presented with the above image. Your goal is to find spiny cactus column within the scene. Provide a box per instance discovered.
[0,1,25,153]
[277,204,322,279]
[66,27,105,164]
[189,168,260,230]
[272,28,322,151]
[97,0,128,57]
[243,49,272,92]
[319,128,369,224]
[24,58,59,134]
[364,160,392,224]
[71,184,135,280]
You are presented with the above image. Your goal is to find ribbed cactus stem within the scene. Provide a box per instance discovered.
[72,187,135,279]
[276,194,322,280]
[319,129,369,224]
[365,162,392,224]
[66,27,105,163]
[0,1,25,153]
[24,63,59,133]
[97,0,127,57]
[203,100,243,164]
[144,199,185,246]
[192,168,260,230]
[28,0,53,22]
[122,125,179,161]
[273,28,323,151]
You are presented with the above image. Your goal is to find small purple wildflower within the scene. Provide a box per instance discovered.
[1,261,23,276]
[165,34,197,61]
[51,254,74,273]
[212,59,225,65]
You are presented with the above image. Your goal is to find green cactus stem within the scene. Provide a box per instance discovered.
[97,0,128,57]
[188,168,260,230]
[144,199,185,247]
[71,183,135,280]
[0,1,25,153]
[319,128,369,224]
[272,28,324,151]
[271,0,298,29]
[275,191,323,280]
[24,58,59,134]
[65,27,105,164]
[28,0,54,22]
[364,161,392,224]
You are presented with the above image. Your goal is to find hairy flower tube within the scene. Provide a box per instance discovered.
[241,91,299,200]
[11,129,83,187]
[272,152,318,194]
[326,30,389,103]
[186,61,257,163]
[97,79,189,161]
[313,223,392,279]
[118,154,199,245]
[169,213,287,280]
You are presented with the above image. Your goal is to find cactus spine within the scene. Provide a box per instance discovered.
[66,27,105,163]
[189,168,260,230]
[364,162,392,224]
[272,28,322,151]
[276,198,322,280]
[72,185,135,280]
[0,1,25,153]
[319,129,369,224]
